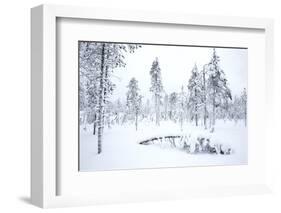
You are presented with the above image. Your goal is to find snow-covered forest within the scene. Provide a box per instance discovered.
[79,41,248,171]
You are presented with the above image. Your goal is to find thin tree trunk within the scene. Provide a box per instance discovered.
[203,70,207,129]
[224,99,228,122]
[209,113,212,128]
[102,51,109,129]
[212,92,216,126]
[83,112,87,130]
[245,104,247,127]
[103,66,109,104]
[204,104,207,129]
[156,96,159,125]
[155,96,157,125]
[195,111,198,126]
[155,95,160,126]
[135,112,138,131]
[195,88,198,127]
[93,113,96,135]
[164,102,168,121]
[97,44,105,154]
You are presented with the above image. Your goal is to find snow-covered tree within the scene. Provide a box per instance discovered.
[201,64,209,129]
[85,77,99,134]
[168,92,178,121]
[163,93,169,121]
[188,64,203,126]
[79,42,140,154]
[79,42,101,133]
[143,99,152,121]
[112,99,125,125]
[241,88,247,126]
[206,49,232,128]
[149,57,164,126]
[126,78,142,131]
[97,43,140,153]
[231,96,242,123]
[178,86,186,130]
[224,88,247,125]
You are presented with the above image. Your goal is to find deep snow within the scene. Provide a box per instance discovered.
[79,120,247,171]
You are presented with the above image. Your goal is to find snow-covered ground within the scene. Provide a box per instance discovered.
[79,120,247,171]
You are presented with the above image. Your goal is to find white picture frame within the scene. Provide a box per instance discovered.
[31,4,274,208]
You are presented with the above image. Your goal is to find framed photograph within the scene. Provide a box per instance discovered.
[31,4,274,208]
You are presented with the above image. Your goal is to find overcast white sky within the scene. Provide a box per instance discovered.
[110,45,248,102]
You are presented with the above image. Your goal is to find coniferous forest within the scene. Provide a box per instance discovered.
[79,41,248,171]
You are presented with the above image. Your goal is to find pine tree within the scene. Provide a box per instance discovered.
[188,64,203,126]
[201,64,208,129]
[97,43,106,154]
[85,77,99,134]
[206,49,232,128]
[79,42,101,133]
[80,42,140,154]
[149,57,163,126]
[126,78,142,131]
[97,43,140,153]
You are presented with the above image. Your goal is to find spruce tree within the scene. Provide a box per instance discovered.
[149,57,163,126]
[188,64,202,126]
[126,78,142,131]
[206,49,232,128]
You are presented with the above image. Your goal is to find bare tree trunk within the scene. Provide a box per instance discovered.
[97,44,105,154]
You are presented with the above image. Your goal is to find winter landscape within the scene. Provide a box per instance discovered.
[79,41,248,171]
